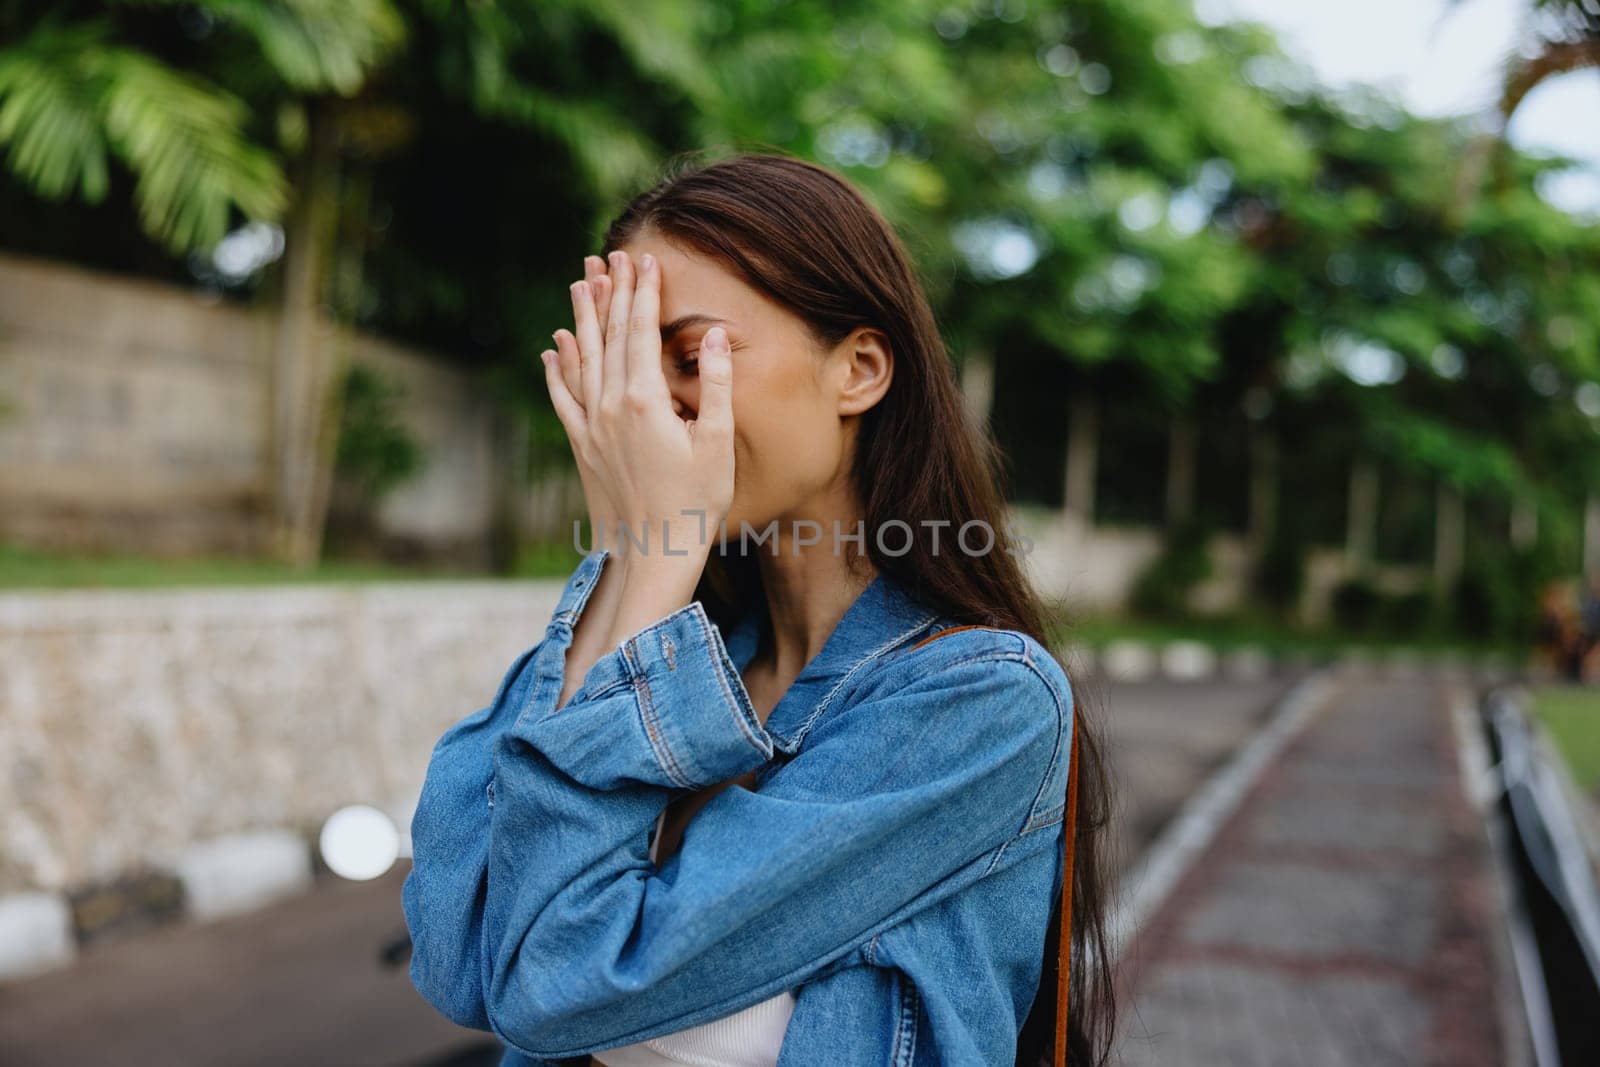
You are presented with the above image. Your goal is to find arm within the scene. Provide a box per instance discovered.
[476,561,1073,1060]
[401,549,613,1029]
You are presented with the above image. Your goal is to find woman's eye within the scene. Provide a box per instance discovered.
[673,350,700,375]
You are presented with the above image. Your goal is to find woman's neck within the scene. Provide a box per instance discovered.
[749,518,877,694]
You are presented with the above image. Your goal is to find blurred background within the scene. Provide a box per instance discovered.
[1,1,1599,1065]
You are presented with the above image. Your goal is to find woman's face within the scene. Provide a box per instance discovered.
[616,233,890,538]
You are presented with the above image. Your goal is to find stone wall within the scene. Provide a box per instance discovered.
[0,252,509,559]
[0,578,569,894]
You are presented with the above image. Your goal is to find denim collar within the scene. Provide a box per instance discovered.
[721,564,940,753]
[567,548,940,755]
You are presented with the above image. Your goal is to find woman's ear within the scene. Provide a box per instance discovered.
[836,326,893,417]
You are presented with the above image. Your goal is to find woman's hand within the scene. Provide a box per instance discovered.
[540,248,736,650]
[550,256,619,546]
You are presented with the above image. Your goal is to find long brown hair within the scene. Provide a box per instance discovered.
[598,149,1116,1066]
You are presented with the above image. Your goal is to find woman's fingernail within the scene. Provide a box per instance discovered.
[641,252,654,271]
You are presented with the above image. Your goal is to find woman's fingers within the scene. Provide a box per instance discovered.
[539,347,587,438]
[584,255,614,348]
[626,252,670,403]
[600,251,634,409]
[591,269,613,334]
[571,276,605,412]
[551,328,582,405]
[694,325,735,452]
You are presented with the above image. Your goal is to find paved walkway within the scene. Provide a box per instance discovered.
[1096,674,1304,883]
[1116,675,1513,1067]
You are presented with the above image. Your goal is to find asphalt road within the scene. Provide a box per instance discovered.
[0,867,495,1067]
[0,673,1300,1066]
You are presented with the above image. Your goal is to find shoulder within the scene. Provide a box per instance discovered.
[825,620,1074,768]
[866,621,1074,719]
[816,620,1074,834]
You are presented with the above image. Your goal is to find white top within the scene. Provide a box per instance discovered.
[589,810,797,1067]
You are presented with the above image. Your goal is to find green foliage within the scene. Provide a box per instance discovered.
[137,0,406,94]
[1129,515,1215,619]
[1251,521,1309,618]
[0,20,287,251]
[1448,544,1553,642]
[2,0,1597,598]
[1329,576,1383,632]
[0,2,402,252]
[334,363,423,501]
[1379,588,1435,635]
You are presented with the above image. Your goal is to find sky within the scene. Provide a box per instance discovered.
[1203,0,1600,215]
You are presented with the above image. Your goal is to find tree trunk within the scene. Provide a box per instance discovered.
[489,404,531,572]
[960,347,994,432]
[1346,458,1378,572]
[1510,491,1537,550]
[1434,481,1465,593]
[1247,423,1277,556]
[1063,391,1098,521]
[271,104,343,568]
[1585,493,1600,580]
[1166,413,1195,526]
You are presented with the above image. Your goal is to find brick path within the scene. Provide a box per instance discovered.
[1115,676,1511,1067]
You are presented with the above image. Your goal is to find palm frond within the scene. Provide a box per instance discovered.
[0,21,289,253]
[516,91,662,204]
[0,22,113,203]
[122,0,405,95]
[1500,37,1600,117]
[586,0,721,107]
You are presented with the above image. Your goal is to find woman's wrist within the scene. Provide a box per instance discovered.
[606,550,710,651]
[557,547,629,708]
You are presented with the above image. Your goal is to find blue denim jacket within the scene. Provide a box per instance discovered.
[402,547,1075,1065]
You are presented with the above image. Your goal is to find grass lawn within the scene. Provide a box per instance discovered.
[1532,686,1600,798]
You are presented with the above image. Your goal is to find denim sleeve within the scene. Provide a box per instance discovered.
[401,556,603,1032]
[477,590,1068,1060]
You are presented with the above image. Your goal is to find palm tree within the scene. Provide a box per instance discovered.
[0,1,402,254]
[1448,0,1600,209]
[1493,0,1600,120]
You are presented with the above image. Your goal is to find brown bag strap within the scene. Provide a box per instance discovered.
[1055,717,1079,1067]
[908,625,1079,1067]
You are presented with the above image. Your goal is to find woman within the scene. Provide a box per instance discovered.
[402,152,1115,1066]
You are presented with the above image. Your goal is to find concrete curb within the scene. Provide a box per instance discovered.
[175,829,315,922]
[1106,667,1338,960]
[1068,638,1528,686]
[0,805,417,985]
[0,891,77,981]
